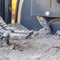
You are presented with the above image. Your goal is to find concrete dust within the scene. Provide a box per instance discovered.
[0,34,60,60]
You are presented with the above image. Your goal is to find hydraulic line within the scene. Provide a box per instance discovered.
[15,0,20,22]
[17,0,24,24]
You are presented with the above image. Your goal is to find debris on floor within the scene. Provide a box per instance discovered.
[0,17,60,60]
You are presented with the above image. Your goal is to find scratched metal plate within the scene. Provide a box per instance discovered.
[31,0,60,17]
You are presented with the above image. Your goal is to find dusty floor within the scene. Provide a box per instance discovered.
[0,21,60,60]
[0,34,60,60]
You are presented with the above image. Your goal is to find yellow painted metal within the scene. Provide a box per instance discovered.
[11,19,15,24]
[12,0,17,14]
[11,0,17,24]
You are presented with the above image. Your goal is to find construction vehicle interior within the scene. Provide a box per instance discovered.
[0,0,60,60]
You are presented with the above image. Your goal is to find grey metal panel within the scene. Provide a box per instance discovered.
[32,0,60,17]
[0,0,11,23]
[50,0,60,17]
[0,0,1,16]
[0,0,5,18]
[21,0,42,30]
[31,0,50,16]
[5,0,11,23]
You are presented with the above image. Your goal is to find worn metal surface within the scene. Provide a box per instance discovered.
[32,0,60,17]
